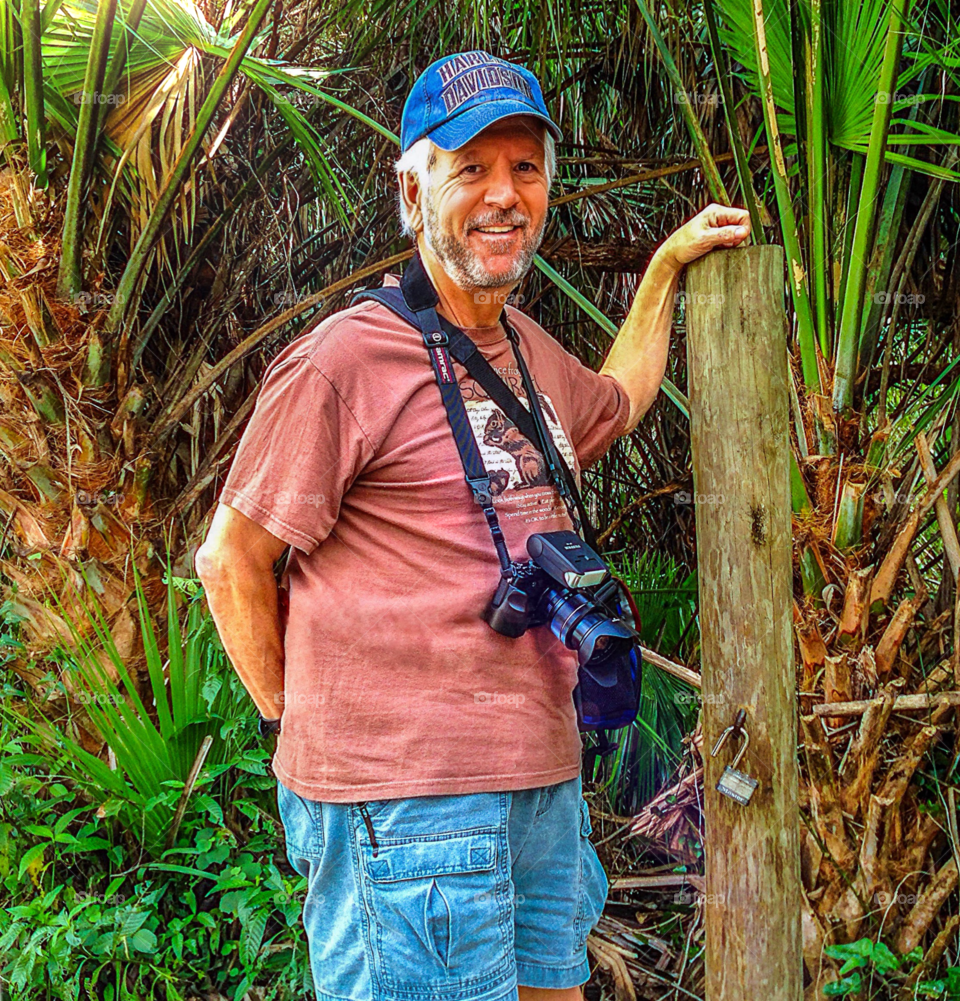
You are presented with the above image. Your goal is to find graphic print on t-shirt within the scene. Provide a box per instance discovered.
[461,364,577,528]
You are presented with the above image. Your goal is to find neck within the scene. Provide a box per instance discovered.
[417,238,518,328]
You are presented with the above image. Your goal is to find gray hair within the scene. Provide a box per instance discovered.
[395,129,556,237]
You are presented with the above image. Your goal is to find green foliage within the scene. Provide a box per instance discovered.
[648,0,960,434]
[0,584,313,1000]
[0,728,311,999]
[914,969,960,998]
[2,563,256,856]
[589,550,700,815]
[821,938,938,996]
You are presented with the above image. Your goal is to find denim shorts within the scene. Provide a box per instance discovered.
[276,775,608,1001]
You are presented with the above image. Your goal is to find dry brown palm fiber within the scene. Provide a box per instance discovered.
[876,714,954,886]
[587,935,638,1001]
[917,433,960,585]
[859,642,879,689]
[877,718,950,820]
[824,653,852,727]
[599,914,675,964]
[833,793,893,941]
[801,715,857,878]
[876,589,929,679]
[610,873,705,892]
[626,725,704,860]
[801,891,838,995]
[896,857,959,955]
[795,601,828,690]
[626,765,703,862]
[898,814,944,894]
[0,488,51,549]
[915,610,957,674]
[872,448,960,608]
[543,240,656,271]
[838,682,901,818]
[800,824,824,891]
[814,690,960,716]
[858,792,892,907]
[838,566,873,647]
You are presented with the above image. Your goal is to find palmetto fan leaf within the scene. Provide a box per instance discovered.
[714,0,960,179]
[39,0,358,272]
[710,0,796,118]
[825,0,897,148]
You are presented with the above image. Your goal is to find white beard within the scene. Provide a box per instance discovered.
[421,196,545,290]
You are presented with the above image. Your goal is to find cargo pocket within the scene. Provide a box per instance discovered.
[358,828,512,999]
[574,798,608,949]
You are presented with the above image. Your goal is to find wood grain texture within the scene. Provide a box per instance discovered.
[686,245,801,1000]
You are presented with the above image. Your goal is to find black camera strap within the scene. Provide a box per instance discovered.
[352,254,598,563]
[398,254,587,529]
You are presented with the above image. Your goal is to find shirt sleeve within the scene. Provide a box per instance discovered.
[559,348,632,469]
[219,354,375,554]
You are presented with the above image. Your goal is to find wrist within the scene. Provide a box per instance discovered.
[652,240,683,276]
[257,713,282,738]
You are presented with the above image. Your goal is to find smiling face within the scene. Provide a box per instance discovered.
[405,116,551,291]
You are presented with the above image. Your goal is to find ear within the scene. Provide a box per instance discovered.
[399,172,425,235]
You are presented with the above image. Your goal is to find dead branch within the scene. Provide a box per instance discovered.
[896,858,959,955]
[814,690,960,717]
[872,448,960,608]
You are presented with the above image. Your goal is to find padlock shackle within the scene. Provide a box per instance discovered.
[729,729,750,769]
[710,724,750,768]
[710,726,732,757]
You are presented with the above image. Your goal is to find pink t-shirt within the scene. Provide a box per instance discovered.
[220,279,631,801]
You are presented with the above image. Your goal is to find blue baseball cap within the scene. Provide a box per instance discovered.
[400,51,562,153]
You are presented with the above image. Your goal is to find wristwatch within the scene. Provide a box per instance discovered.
[258,714,282,738]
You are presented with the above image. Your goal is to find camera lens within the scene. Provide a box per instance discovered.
[590,634,620,663]
[542,589,634,669]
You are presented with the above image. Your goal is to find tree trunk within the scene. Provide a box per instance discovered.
[686,245,802,1000]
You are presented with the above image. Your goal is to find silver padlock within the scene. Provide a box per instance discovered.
[711,709,758,806]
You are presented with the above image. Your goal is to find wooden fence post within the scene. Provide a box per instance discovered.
[685,245,801,1000]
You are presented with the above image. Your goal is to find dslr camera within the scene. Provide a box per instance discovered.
[482,531,640,727]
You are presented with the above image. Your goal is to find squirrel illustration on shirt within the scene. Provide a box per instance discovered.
[488,469,511,496]
[483,410,550,488]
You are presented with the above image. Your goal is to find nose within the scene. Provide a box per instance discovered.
[483,156,520,211]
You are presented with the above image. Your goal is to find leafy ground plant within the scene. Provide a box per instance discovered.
[0,573,313,999]
[0,729,312,999]
[820,936,957,997]
[3,561,257,856]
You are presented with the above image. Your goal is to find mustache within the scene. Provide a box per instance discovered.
[466,211,531,231]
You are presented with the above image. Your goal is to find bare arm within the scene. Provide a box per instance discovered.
[195,503,289,719]
[600,246,681,433]
[600,203,752,434]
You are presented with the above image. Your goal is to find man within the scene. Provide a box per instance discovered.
[196,51,749,1001]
